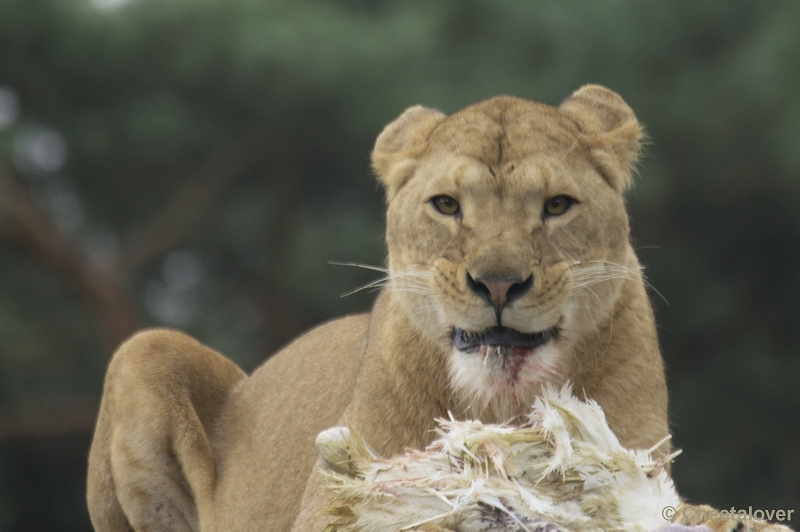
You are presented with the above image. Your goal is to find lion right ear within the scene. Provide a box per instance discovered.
[371,106,446,199]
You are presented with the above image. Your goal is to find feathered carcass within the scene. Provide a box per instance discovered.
[314,384,689,532]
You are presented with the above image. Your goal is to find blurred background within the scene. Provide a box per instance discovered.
[0,0,798,529]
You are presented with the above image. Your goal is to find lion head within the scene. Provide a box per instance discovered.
[371,85,645,420]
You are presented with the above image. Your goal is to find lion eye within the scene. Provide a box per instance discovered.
[544,195,574,216]
[432,195,460,215]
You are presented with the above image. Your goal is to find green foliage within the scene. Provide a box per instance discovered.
[0,0,798,529]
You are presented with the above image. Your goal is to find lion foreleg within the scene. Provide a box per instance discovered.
[87,329,245,532]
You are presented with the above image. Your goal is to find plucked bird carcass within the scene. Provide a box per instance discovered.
[315,384,682,532]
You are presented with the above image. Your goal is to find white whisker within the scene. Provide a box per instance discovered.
[569,260,668,305]
[332,261,436,298]
[328,261,391,274]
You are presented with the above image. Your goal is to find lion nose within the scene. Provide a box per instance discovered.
[467,273,533,308]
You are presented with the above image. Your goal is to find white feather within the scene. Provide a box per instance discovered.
[316,383,681,532]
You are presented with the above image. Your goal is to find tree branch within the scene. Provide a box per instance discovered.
[119,130,268,275]
[0,404,99,441]
[0,164,139,348]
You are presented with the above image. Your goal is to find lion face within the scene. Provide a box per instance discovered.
[372,87,644,418]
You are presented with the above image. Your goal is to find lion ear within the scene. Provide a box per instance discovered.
[559,84,644,192]
[371,105,446,199]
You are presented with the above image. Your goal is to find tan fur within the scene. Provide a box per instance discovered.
[87,86,782,531]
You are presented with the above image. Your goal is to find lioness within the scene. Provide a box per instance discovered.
[86,86,777,531]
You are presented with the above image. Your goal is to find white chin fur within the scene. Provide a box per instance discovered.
[448,342,565,423]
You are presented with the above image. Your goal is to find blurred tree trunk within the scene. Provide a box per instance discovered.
[261,156,309,354]
[120,130,268,275]
[0,164,139,348]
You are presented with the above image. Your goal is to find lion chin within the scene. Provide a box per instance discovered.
[448,324,566,421]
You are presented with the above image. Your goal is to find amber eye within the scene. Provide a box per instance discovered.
[544,195,574,216]
[431,195,460,215]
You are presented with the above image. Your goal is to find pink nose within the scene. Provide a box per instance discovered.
[468,274,533,308]
[479,279,517,307]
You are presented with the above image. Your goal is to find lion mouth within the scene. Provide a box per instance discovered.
[453,325,558,353]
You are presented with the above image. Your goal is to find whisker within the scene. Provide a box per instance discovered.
[343,284,433,298]
[332,261,435,298]
[641,277,669,306]
[570,260,669,305]
[538,131,585,176]
[328,261,390,274]
[570,272,640,287]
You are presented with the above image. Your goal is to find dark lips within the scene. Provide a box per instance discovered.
[453,325,558,352]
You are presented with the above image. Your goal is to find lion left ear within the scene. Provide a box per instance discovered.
[559,85,644,192]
